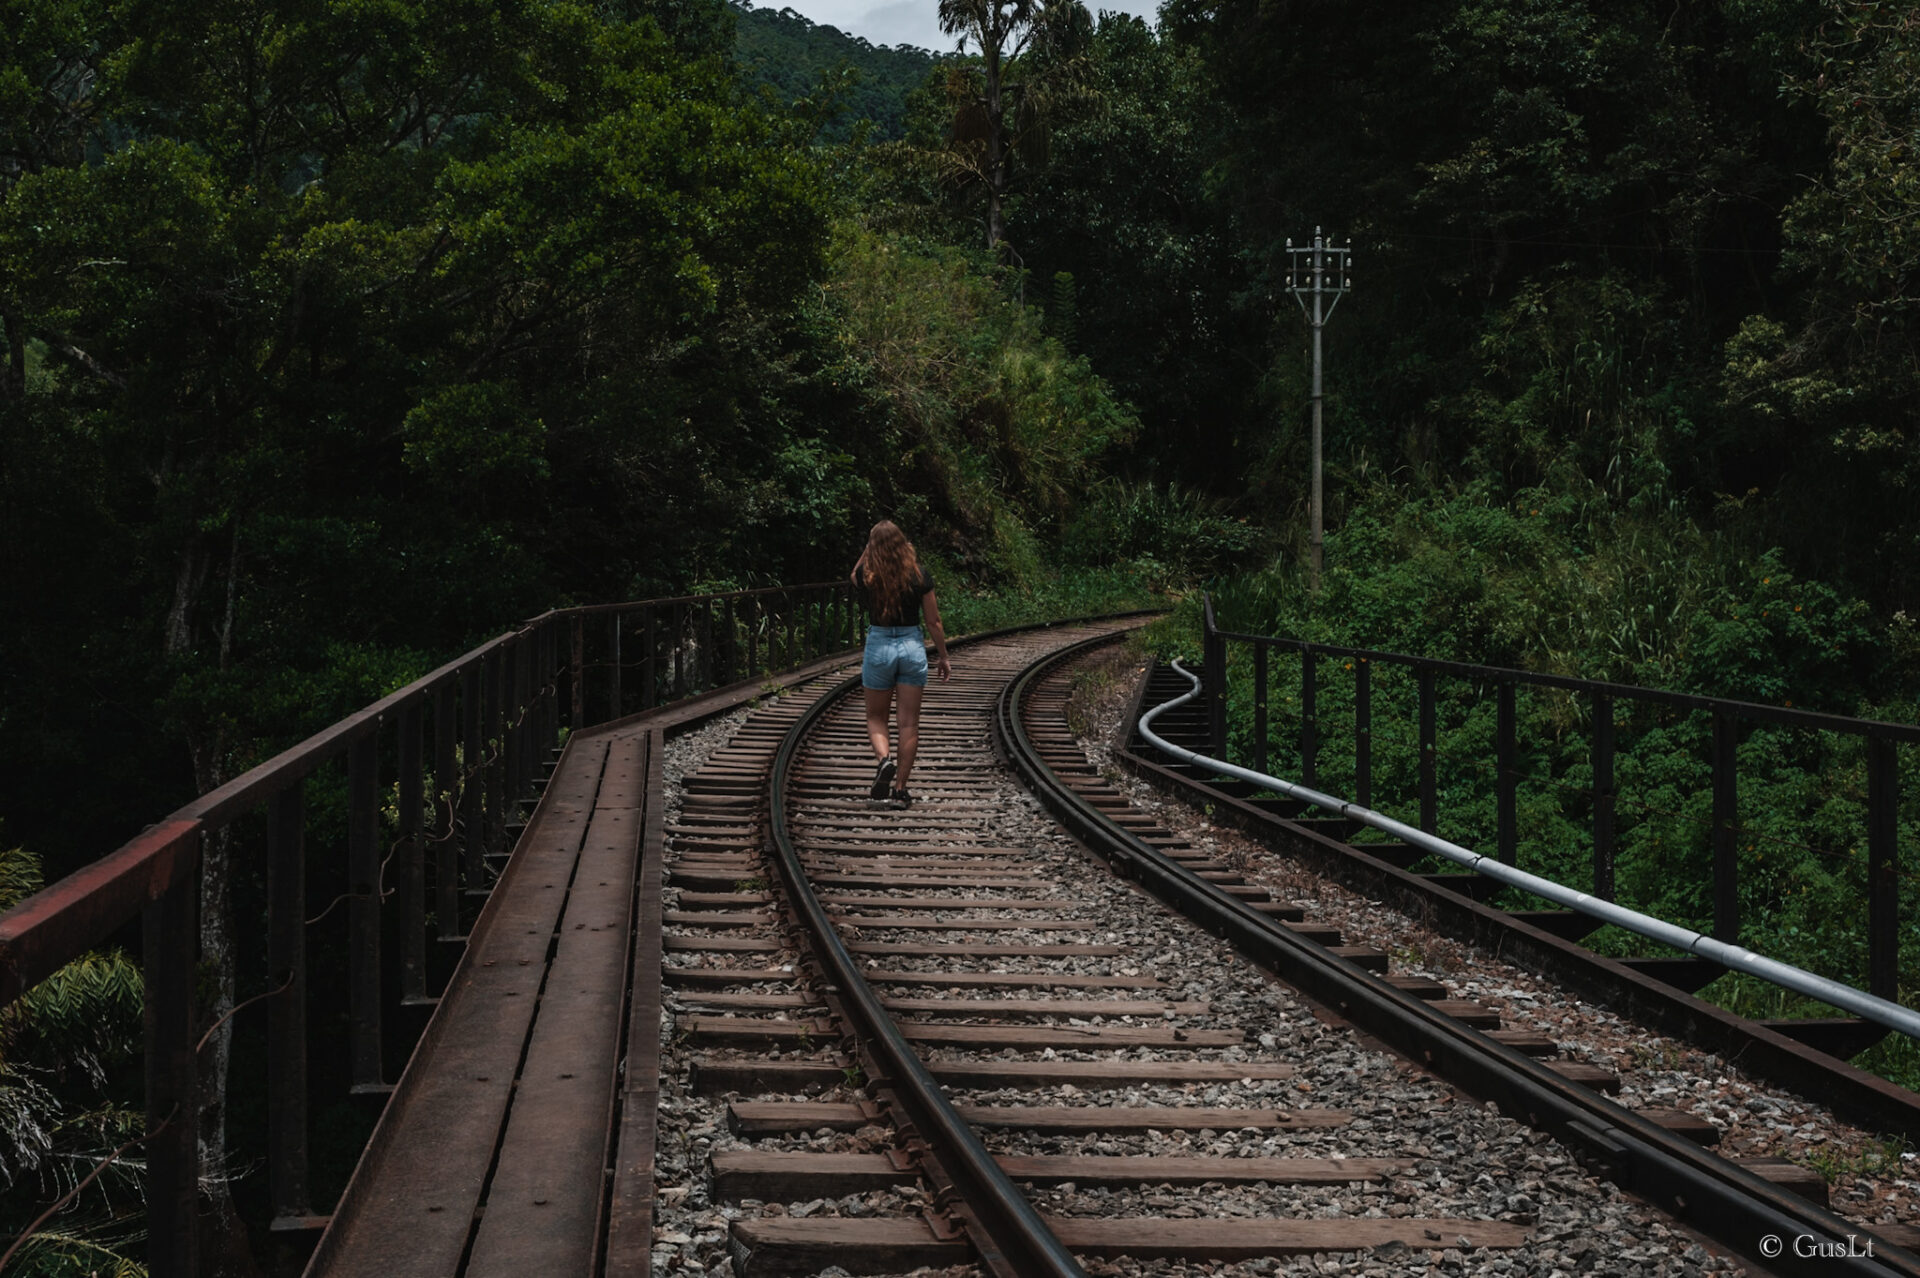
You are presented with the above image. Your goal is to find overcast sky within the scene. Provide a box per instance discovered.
[752,0,1159,55]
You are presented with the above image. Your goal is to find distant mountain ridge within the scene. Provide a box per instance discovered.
[733,1,944,141]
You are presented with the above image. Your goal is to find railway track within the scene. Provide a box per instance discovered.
[649,620,1920,1277]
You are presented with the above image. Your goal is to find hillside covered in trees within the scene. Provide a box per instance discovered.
[5,0,1920,1268]
[733,1,944,140]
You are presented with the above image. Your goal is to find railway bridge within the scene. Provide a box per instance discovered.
[3,584,1919,1277]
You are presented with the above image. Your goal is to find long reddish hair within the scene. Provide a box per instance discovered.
[858,520,922,623]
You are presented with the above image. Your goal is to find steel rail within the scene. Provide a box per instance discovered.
[766,669,1091,1278]
[995,632,1920,1278]
[1145,660,1920,1043]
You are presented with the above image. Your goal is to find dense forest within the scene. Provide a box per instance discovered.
[3,0,1920,1269]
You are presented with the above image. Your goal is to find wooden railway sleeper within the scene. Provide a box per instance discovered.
[1005,633,1919,1278]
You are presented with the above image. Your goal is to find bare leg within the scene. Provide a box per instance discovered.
[894,684,924,787]
[864,687,893,761]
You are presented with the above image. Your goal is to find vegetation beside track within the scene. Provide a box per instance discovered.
[1129,502,1920,1091]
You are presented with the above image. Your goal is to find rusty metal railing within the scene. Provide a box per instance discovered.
[0,581,857,1276]
[1197,593,1913,1017]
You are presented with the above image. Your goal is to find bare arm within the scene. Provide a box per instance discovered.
[922,590,951,681]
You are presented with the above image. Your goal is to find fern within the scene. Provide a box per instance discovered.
[0,1060,57,1187]
[7,1223,150,1278]
[0,845,45,914]
[9,953,143,1080]
[0,846,151,1277]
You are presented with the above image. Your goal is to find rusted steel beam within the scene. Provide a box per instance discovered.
[0,818,199,1003]
[0,587,903,1016]
[551,582,847,618]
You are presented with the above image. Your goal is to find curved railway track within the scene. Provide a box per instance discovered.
[651,619,1920,1277]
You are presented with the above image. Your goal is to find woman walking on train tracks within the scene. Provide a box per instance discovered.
[852,519,951,806]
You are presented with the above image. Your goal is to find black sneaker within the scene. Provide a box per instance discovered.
[870,757,896,800]
[891,788,914,808]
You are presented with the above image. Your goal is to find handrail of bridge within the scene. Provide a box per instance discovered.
[1194,593,1911,1016]
[0,580,857,1277]
[1151,656,1920,1042]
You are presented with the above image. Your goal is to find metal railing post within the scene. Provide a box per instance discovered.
[1497,680,1517,866]
[267,785,310,1224]
[434,683,460,942]
[1300,649,1318,789]
[607,612,623,720]
[1355,658,1372,810]
[1712,710,1740,942]
[1593,693,1616,900]
[1201,597,1226,759]
[547,621,560,742]
[1868,735,1900,1000]
[537,622,554,749]
[461,663,484,896]
[671,602,686,698]
[483,647,504,856]
[1252,642,1268,776]
[746,595,759,675]
[508,636,528,805]
[642,607,657,710]
[701,598,714,691]
[571,616,585,728]
[529,626,545,756]
[348,730,384,1091]
[1418,669,1437,835]
[398,702,426,1003]
[144,834,201,1278]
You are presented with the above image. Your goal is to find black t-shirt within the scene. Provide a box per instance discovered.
[855,565,934,625]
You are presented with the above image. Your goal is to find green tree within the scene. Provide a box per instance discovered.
[934,0,1092,253]
[1722,1,1920,607]
[0,3,834,1267]
[1011,14,1247,487]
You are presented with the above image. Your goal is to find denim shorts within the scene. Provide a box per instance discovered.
[862,625,928,690]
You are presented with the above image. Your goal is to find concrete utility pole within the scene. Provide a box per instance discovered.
[1285,228,1351,592]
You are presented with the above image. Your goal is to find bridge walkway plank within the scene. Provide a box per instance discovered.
[307,729,654,1278]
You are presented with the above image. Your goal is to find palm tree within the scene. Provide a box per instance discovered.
[935,0,1093,255]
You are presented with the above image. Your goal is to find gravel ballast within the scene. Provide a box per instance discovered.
[636,635,1858,1277]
